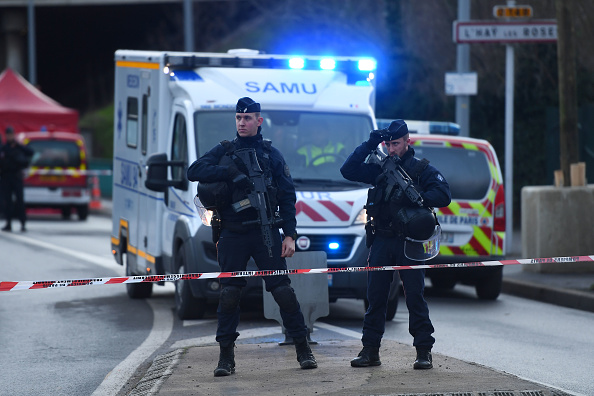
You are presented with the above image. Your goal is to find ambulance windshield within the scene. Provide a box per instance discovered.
[194,111,373,188]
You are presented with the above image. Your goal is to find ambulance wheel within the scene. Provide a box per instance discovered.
[124,252,153,299]
[475,267,503,300]
[174,245,207,320]
[77,205,89,221]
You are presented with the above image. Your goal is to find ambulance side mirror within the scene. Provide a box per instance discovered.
[145,153,188,192]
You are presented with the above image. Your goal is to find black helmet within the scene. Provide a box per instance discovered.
[396,206,436,241]
[197,181,231,210]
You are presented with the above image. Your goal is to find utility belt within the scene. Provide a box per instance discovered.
[220,220,262,233]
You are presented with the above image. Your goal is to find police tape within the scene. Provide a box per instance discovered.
[1,255,593,292]
[26,169,113,176]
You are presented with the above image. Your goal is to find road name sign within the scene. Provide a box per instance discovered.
[453,20,557,44]
[493,5,533,19]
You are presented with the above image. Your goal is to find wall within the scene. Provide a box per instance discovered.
[522,185,594,272]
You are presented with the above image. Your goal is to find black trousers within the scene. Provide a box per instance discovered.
[1,175,26,225]
[215,227,308,345]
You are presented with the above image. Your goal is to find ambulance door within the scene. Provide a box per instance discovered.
[162,104,192,258]
[135,70,159,274]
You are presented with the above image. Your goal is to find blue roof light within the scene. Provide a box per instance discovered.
[328,242,340,250]
[288,57,305,69]
[358,59,377,71]
[320,58,336,70]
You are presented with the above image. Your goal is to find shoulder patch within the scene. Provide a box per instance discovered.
[284,164,291,178]
[436,173,444,182]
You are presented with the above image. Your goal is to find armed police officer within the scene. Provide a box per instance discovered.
[186,97,317,377]
[340,119,451,370]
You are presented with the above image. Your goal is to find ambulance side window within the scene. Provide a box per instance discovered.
[126,97,138,148]
[171,113,188,189]
[141,94,148,155]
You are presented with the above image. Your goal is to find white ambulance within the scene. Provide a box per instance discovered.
[110,49,403,320]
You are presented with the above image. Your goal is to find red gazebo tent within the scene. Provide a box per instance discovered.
[0,68,79,136]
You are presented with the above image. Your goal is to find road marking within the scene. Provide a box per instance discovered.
[0,231,120,273]
[170,326,283,349]
[92,299,173,396]
[182,319,217,327]
[314,322,362,339]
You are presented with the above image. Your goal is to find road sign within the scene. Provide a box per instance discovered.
[493,5,533,19]
[445,72,477,96]
[453,20,557,44]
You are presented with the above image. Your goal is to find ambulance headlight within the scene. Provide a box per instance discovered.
[353,208,367,225]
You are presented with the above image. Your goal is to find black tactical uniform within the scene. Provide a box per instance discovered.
[186,97,317,377]
[340,119,451,370]
[1,126,34,232]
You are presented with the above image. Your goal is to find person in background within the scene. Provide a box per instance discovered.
[0,126,34,232]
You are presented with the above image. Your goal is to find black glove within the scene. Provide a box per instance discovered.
[367,129,386,148]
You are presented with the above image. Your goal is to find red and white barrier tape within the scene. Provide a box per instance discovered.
[26,169,113,176]
[1,255,593,292]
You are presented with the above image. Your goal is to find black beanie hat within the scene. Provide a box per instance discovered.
[236,97,261,113]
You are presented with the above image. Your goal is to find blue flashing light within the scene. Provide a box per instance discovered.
[289,57,305,69]
[358,59,377,71]
[328,242,340,250]
[320,58,336,70]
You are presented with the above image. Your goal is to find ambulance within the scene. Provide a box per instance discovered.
[19,131,91,220]
[110,49,400,320]
[378,119,506,300]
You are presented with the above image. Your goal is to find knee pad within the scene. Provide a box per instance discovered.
[219,286,241,313]
[271,285,299,313]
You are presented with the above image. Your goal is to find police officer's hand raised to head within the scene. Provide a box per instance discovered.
[227,166,252,191]
[281,235,296,258]
[367,129,387,148]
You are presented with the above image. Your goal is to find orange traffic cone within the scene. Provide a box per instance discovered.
[89,175,102,209]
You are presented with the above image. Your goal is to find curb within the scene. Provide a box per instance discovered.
[502,277,594,313]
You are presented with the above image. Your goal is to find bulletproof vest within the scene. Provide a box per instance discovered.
[366,157,432,235]
[198,139,278,212]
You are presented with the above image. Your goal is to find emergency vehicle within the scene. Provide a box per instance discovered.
[378,119,506,299]
[19,131,91,220]
[110,49,407,320]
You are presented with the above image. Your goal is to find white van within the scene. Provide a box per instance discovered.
[110,50,404,319]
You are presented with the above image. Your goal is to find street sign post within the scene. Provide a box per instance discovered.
[453,20,557,44]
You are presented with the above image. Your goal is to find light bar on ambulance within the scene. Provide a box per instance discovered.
[163,53,377,85]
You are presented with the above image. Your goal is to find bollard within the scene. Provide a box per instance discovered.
[263,251,329,345]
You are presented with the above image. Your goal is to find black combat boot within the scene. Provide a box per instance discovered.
[294,337,317,369]
[350,346,381,367]
[213,344,236,377]
[413,348,432,369]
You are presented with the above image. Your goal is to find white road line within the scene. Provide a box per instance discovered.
[170,326,283,349]
[92,299,174,396]
[314,322,362,339]
[0,232,120,273]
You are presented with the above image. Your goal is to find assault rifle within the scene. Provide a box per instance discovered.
[373,149,424,207]
[230,148,280,257]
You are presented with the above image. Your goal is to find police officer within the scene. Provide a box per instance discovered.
[340,119,451,370]
[186,97,317,377]
[1,126,34,232]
